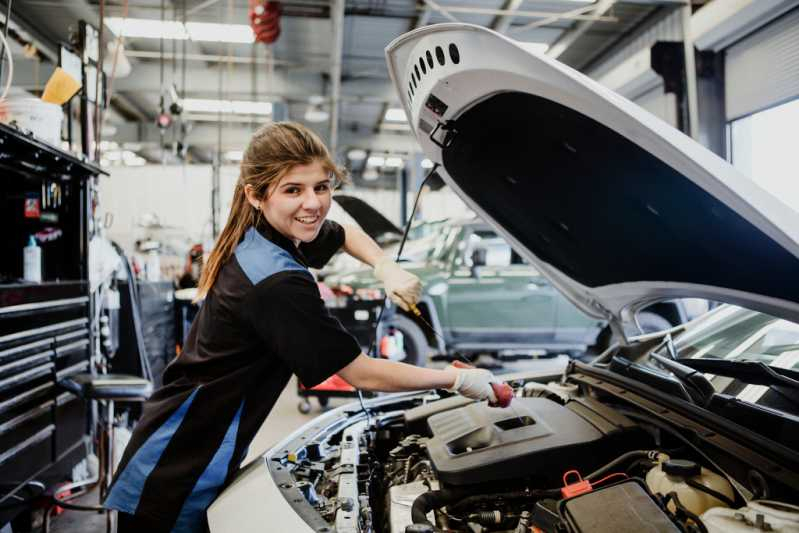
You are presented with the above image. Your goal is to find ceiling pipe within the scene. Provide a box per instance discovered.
[328,0,344,154]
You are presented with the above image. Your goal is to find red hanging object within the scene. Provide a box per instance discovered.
[249,0,282,44]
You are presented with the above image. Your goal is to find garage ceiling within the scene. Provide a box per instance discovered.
[6,0,688,179]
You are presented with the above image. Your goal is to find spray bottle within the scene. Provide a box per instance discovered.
[23,235,42,283]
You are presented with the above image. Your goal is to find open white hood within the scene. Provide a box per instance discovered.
[385,24,799,332]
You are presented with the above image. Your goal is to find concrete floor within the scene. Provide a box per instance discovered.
[47,355,570,532]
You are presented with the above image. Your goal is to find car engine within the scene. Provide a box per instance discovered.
[279,381,799,533]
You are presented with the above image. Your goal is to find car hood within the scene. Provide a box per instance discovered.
[385,24,799,333]
[333,194,403,243]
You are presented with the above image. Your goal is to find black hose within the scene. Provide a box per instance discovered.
[587,450,655,480]
[685,478,736,508]
[411,487,471,526]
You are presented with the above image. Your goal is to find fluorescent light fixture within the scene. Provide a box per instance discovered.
[182,98,272,115]
[384,108,407,122]
[185,22,254,43]
[366,156,385,168]
[519,42,550,54]
[106,18,254,44]
[225,150,244,161]
[106,17,187,40]
[304,108,330,123]
[347,149,367,161]
[421,158,434,169]
[384,157,403,168]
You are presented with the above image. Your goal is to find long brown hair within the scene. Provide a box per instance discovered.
[197,122,347,299]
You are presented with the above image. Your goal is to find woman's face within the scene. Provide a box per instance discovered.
[256,161,333,245]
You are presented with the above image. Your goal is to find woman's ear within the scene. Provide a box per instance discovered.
[244,184,260,210]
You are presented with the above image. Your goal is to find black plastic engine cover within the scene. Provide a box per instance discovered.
[425,397,631,485]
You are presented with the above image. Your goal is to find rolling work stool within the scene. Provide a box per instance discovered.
[44,373,153,533]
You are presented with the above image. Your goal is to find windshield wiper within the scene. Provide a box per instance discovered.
[679,358,799,405]
[648,351,716,406]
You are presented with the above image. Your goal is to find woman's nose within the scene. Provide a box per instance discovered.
[301,188,321,210]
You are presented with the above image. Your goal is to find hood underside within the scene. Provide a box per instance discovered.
[385,24,799,328]
[333,194,403,243]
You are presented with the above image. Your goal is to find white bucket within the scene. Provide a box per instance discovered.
[6,98,63,146]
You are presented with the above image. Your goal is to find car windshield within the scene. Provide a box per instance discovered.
[674,306,799,368]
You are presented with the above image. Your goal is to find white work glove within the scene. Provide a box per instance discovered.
[446,366,499,403]
[373,256,422,311]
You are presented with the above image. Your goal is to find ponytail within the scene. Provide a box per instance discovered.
[195,179,256,300]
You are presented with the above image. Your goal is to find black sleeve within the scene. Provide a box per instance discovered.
[298,220,346,269]
[243,270,361,388]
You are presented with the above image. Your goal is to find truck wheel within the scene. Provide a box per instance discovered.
[637,311,672,334]
[388,315,429,367]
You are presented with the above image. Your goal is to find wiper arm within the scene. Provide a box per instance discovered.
[680,358,799,404]
[648,352,716,406]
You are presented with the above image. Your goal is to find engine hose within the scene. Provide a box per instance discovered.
[411,487,471,526]
[586,450,657,481]
[412,488,559,527]
[448,489,559,515]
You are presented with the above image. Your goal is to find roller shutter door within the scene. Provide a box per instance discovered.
[726,7,799,121]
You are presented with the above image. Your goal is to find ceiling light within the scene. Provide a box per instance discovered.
[225,150,244,161]
[384,157,403,168]
[105,17,188,40]
[421,158,434,169]
[362,168,379,181]
[185,22,254,43]
[347,149,367,161]
[519,42,550,54]
[384,108,407,122]
[181,98,272,115]
[366,156,385,168]
[304,108,329,123]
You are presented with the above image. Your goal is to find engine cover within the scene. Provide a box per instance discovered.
[425,397,633,485]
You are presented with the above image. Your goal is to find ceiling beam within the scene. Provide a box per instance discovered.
[491,0,524,34]
[546,0,618,59]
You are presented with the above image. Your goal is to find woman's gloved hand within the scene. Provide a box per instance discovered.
[373,256,422,311]
[446,361,514,407]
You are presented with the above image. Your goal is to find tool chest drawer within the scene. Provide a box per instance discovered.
[0,282,92,506]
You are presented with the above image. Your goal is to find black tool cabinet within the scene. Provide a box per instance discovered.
[0,123,105,523]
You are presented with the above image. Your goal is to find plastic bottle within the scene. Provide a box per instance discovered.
[646,457,735,516]
[23,235,42,283]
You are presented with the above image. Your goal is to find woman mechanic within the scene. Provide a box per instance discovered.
[104,122,503,532]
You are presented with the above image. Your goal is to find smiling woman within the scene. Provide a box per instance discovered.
[102,121,500,533]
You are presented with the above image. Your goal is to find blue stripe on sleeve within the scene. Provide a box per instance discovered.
[104,388,200,514]
[234,227,306,285]
[170,400,246,533]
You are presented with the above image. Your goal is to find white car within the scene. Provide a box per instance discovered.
[208,24,799,533]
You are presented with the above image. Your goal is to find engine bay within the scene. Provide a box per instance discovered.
[267,370,799,533]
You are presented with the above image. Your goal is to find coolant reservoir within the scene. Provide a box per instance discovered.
[646,458,735,515]
[701,501,799,533]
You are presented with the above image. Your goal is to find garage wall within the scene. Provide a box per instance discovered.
[725,7,799,120]
[97,165,238,256]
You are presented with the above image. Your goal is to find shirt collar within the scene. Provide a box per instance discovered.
[254,217,311,267]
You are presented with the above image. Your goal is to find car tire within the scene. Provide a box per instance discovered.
[387,315,429,367]
[637,311,672,334]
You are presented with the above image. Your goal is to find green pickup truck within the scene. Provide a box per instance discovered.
[322,217,694,365]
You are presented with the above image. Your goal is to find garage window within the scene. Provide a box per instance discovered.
[729,97,799,214]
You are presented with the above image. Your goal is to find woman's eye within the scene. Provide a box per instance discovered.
[315,183,330,193]
[284,187,301,194]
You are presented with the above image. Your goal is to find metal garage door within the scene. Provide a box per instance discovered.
[726,7,799,121]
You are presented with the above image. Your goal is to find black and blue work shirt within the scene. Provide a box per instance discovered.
[105,219,361,531]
